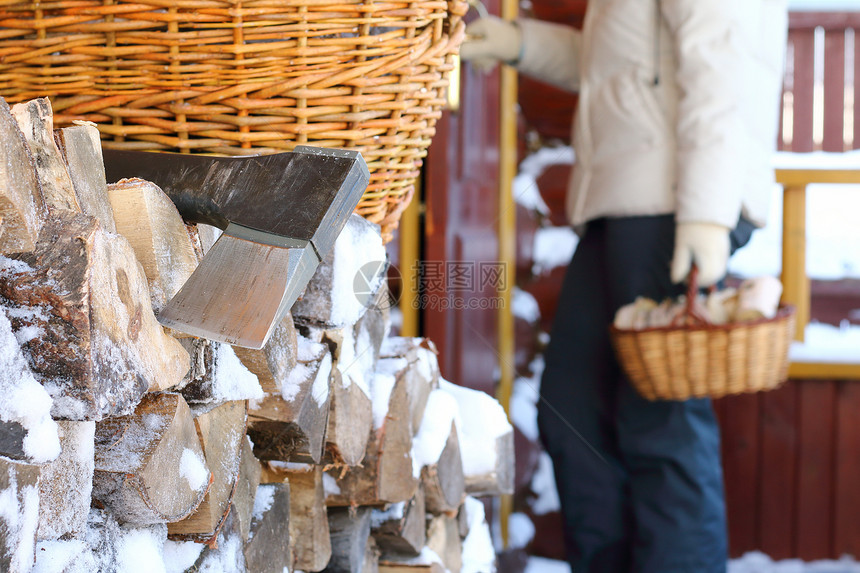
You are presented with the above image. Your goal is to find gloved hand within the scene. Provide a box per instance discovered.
[670,222,731,287]
[459,16,522,72]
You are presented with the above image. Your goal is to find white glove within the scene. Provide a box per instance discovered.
[670,222,731,287]
[459,16,522,72]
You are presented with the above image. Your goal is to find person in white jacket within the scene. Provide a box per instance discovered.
[461,1,788,572]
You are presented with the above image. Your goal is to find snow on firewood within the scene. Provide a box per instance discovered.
[162,539,203,573]
[0,460,40,573]
[211,344,264,402]
[0,305,60,463]
[293,214,386,328]
[281,337,332,407]
[34,509,169,573]
[461,496,497,573]
[411,389,461,478]
[178,448,208,491]
[37,421,95,540]
[439,379,512,480]
[371,363,401,429]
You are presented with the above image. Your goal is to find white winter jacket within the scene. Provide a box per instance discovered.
[517,0,788,230]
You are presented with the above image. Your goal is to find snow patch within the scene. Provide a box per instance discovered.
[411,389,461,478]
[0,306,60,463]
[461,496,497,573]
[212,344,264,402]
[163,540,204,573]
[179,448,208,490]
[252,484,276,522]
[439,379,512,477]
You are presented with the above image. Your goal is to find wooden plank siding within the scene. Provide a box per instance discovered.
[714,378,860,560]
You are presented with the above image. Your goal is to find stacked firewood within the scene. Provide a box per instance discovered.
[0,97,513,573]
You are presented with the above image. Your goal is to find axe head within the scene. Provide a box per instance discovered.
[103,146,370,349]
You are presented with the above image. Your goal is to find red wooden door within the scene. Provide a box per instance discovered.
[422,14,503,397]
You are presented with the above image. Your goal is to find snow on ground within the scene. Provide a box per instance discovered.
[730,552,860,572]
[526,557,571,572]
[524,553,860,572]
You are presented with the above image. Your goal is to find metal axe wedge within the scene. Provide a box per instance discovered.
[103,146,370,349]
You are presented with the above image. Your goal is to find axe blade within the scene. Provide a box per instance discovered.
[158,224,319,349]
[102,147,369,348]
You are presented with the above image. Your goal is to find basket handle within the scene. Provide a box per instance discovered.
[670,264,713,328]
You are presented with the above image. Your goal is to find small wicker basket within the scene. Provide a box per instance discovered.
[609,269,797,401]
[0,0,467,241]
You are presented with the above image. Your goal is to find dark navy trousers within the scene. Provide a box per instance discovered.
[537,215,753,573]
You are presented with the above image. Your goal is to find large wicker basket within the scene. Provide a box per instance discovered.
[610,271,797,401]
[0,0,467,241]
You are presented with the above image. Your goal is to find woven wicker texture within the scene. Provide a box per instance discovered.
[610,268,797,401]
[0,0,467,241]
[610,307,796,401]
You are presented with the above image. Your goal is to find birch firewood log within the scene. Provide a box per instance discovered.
[421,422,465,516]
[0,458,40,573]
[232,435,262,542]
[325,368,373,467]
[168,400,247,542]
[243,482,292,573]
[371,486,426,556]
[426,515,462,573]
[9,98,79,213]
[379,337,439,435]
[92,392,210,526]
[55,123,116,233]
[0,98,44,254]
[37,421,95,541]
[233,313,299,395]
[324,507,376,573]
[0,211,190,419]
[261,463,331,573]
[106,178,198,314]
[248,337,333,464]
[325,361,417,506]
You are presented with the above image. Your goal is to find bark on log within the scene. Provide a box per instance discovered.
[232,313,298,395]
[324,507,374,573]
[106,178,198,314]
[261,463,331,573]
[325,368,372,467]
[0,211,190,419]
[422,423,465,516]
[325,365,417,507]
[0,458,40,573]
[0,98,44,254]
[92,392,211,526]
[37,421,95,541]
[55,123,116,233]
[426,515,462,573]
[243,482,291,573]
[168,400,247,542]
[248,345,332,464]
[371,486,426,557]
[9,98,78,213]
[232,435,262,542]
